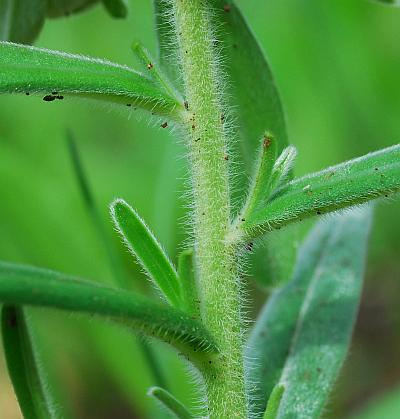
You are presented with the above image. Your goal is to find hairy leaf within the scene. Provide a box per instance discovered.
[0,262,218,360]
[246,209,372,418]
[2,306,57,419]
[110,199,182,308]
[148,386,192,419]
[0,0,46,44]
[243,144,400,237]
[0,42,183,119]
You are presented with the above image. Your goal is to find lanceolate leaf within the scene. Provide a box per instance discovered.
[111,199,182,308]
[243,144,400,237]
[0,42,183,119]
[246,209,372,418]
[2,306,57,419]
[0,262,218,360]
[0,0,46,44]
[148,386,192,419]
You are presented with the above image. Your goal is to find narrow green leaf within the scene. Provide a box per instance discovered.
[101,0,127,18]
[246,209,372,418]
[0,0,46,44]
[0,262,218,359]
[2,306,57,419]
[239,133,278,220]
[0,41,183,119]
[46,0,98,18]
[268,146,298,194]
[110,199,182,308]
[178,249,200,317]
[243,144,400,237]
[263,385,285,419]
[131,41,181,102]
[148,386,192,419]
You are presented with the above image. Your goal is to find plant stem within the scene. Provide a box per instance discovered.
[172,0,247,417]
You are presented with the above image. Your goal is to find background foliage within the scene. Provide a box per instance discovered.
[0,0,399,417]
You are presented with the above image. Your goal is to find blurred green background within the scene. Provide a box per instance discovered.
[0,0,399,417]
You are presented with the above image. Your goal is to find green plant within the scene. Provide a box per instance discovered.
[0,0,399,418]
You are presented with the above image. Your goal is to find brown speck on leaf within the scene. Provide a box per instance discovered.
[192,124,196,130]
[221,113,225,123]
[56,95,64,100]
[224,154,229,161]
[195,137,201,142]
[223,4,231,12]
[127,103,132,107]
[241,218,246,222]
[161,122,168,128]
[184,100,189,110]
[147,62,153,70]
[43,95,56,102]
[25,92,30,96]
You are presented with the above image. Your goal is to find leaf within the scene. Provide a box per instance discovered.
[239,133,278,220]
[110,199,182,308]
[246,208,372,418]
[0,261,218,360]
[101,0,127,18]
[148,386,192,419]
[243,144,400,237]
[263,385,285,419]
[0,41,183,119]
[0,0,47,44]
[2,305,57,419]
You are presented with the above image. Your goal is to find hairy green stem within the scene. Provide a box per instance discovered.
[172,0,247,417]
